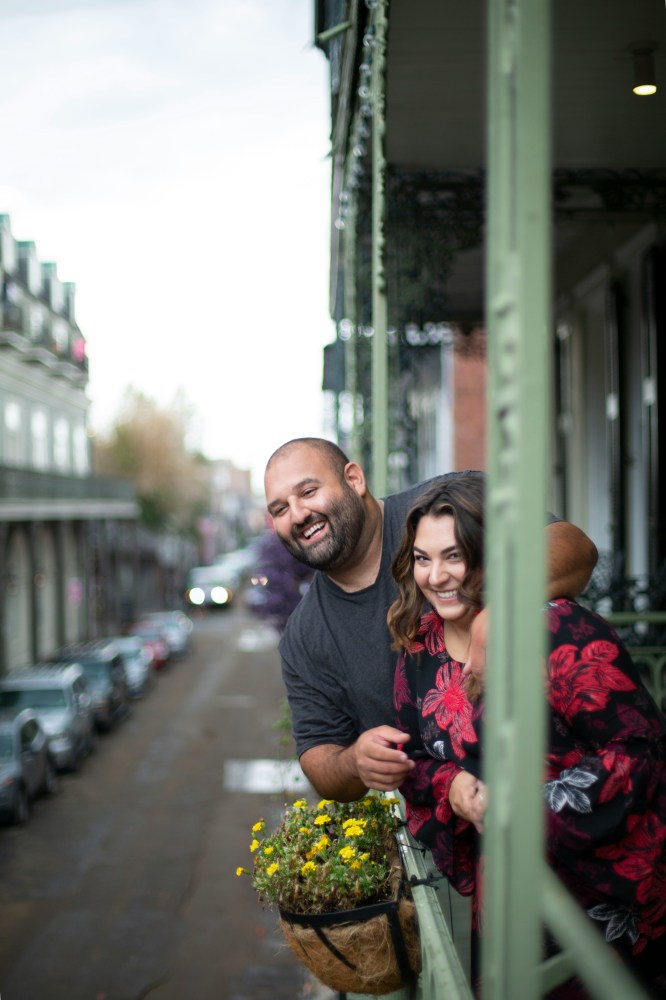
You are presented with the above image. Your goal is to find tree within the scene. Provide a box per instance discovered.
[247,531,313,632]
[93,388,209,534]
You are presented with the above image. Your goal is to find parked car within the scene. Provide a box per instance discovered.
[0,665,95,771]
[142,611,193,657]
[0,708,58,824]
[126,622,170,670]
[104,636,154,698]
[53,641,130,731]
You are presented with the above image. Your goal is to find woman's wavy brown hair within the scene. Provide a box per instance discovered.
[387,472,486,651]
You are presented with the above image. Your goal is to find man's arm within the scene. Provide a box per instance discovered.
[300,726,414,802]
[546,520,598,599]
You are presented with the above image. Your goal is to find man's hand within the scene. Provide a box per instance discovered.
[299,728,414,801]
[449,771,487,833]
[351,726,415,792]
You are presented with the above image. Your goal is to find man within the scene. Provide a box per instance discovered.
[264,437,598,802]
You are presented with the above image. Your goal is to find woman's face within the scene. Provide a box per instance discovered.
[412,513,472,624]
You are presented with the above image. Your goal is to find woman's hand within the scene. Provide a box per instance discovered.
[449,771,487,833]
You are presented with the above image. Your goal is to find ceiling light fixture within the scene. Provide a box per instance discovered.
[630,42,658,96]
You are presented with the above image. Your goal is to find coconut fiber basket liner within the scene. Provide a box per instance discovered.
[278,854,421,995]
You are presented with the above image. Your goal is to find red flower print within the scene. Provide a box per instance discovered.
[393,653,413,711]
[597,750,633,804]
[637,863,666,933]
[422,662,477,757]
[546,644,578,713]
[547,640,635,718]
[613,812,663,884]
[407,803,433,834]
[417,611,446,656]
[545,600,574,633]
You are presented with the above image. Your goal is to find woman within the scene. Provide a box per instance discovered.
[388,474,666,997]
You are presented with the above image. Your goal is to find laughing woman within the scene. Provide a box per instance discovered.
[387,473,666,998]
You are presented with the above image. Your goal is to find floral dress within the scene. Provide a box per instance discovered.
[394,599,666,995]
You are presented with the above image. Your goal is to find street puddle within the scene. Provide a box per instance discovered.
[236,626,280,651]
[223,758,309,794]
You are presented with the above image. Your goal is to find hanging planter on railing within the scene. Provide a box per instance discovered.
[237,795,421,995]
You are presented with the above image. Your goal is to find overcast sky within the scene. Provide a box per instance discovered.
[0,0,333,491]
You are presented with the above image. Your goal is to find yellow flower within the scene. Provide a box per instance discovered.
[360,852,370,861]
[342,818,366,831]
[350,860,361,870]
[252,820,264,833]
[266,863,280,876]
[236,867,249,876]
[250,839,260,853]
[313,814,329,826]
[301,861,316,874]
[292,799,308,810]
[263,846,275,856]
[315,835,331,851]
[305,849,315,860]
[299,826,311,834]
[343,824,364,837]
[317,799,334,809]
[339,846,356,861]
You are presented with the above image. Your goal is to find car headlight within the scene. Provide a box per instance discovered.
[211,586,230,605]
[187,587,205,605]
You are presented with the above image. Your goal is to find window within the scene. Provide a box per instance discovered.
[31,409,49,469]
[53,416,70,471]
[72,422,89,475]
[4,400,24,465]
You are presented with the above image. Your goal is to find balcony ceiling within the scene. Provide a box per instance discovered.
[382,0,665,322]
[386,0,666,172]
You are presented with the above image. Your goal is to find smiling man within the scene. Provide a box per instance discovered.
[264,437,598,802]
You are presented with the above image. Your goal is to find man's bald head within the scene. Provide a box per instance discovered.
[265,437,351,482]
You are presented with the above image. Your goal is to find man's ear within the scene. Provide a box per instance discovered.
[344,462,367,496]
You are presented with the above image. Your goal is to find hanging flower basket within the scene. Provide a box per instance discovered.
[238,795,421,995]
[278,840,420,995]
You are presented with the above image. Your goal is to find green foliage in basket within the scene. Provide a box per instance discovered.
[237,795,402,915]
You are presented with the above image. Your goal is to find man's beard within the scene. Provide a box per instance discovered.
[280,487,366,571]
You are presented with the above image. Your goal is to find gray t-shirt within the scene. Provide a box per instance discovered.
[279,473,473,758]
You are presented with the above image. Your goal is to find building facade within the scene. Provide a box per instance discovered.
[0,214,141,673]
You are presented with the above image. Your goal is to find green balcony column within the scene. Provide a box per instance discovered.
[342,194,363,465]
[370,0,388,496]
[483,0,552,998]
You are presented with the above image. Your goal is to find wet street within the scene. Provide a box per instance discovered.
[0,608,332,1000]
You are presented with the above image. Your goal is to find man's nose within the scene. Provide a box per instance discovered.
[290,497,312,523]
